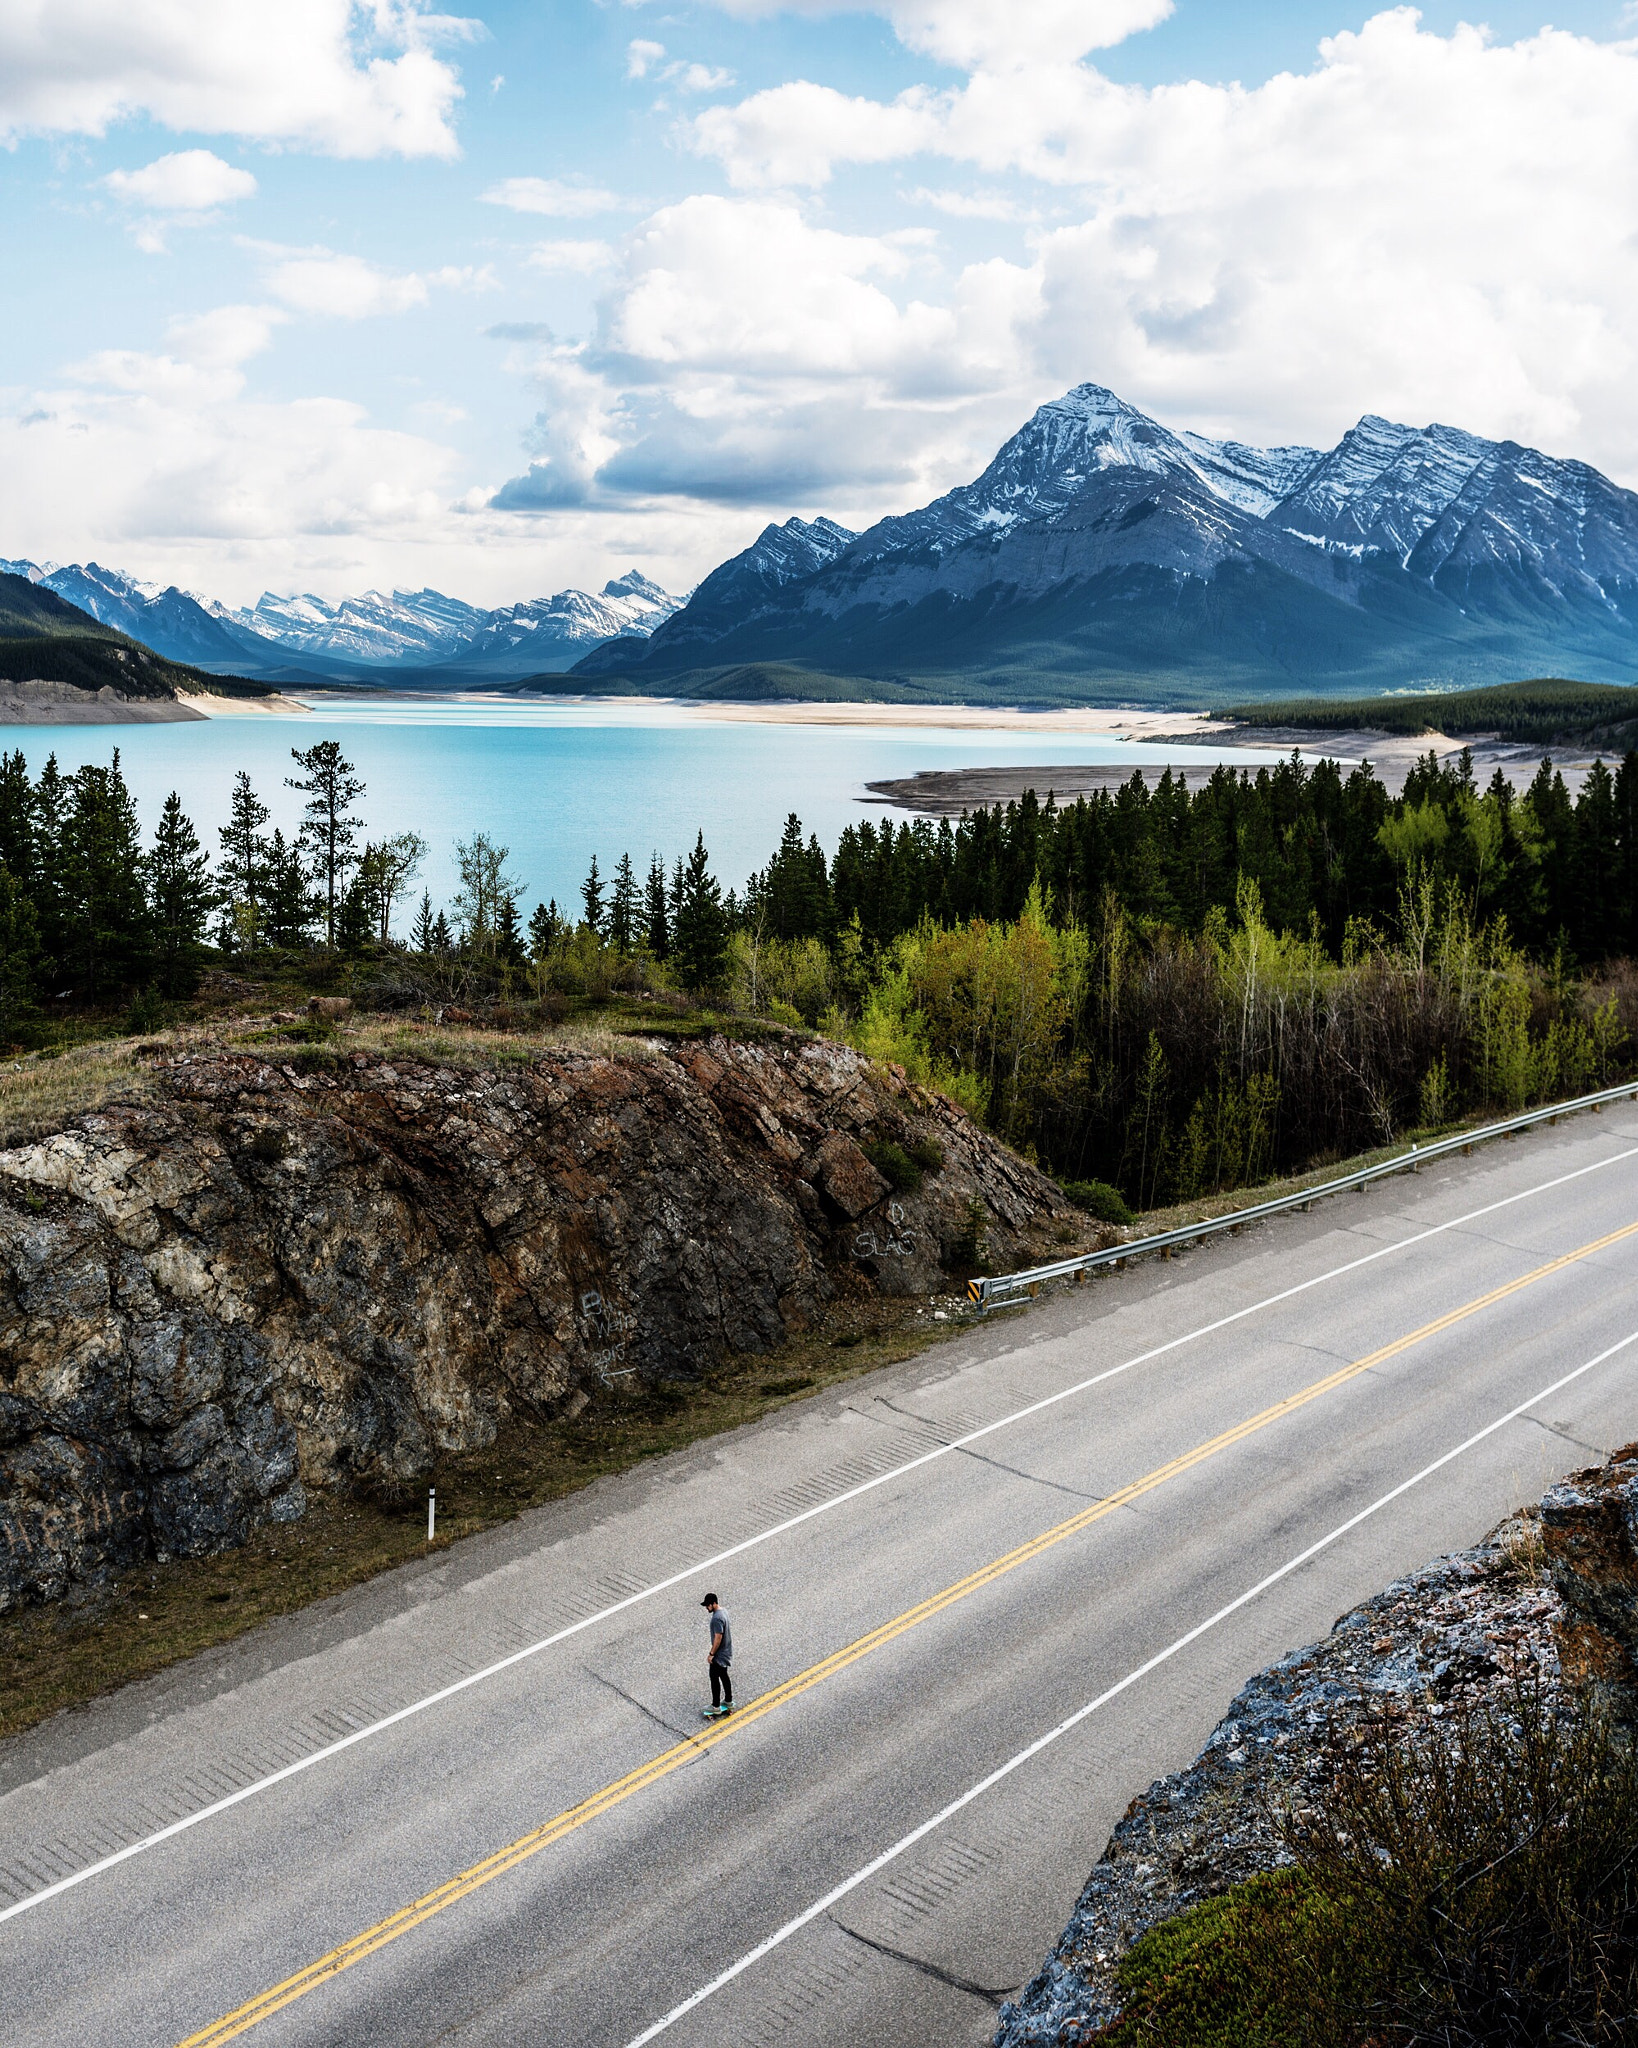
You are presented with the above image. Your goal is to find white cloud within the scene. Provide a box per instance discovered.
[255,246,493,318]
[627,39,666,81]
[692,81,940,187]
[0,0,474,158]
[903,184,1036,221]
[480,176,621,217]
[527,239,617,274]
[666,62,736,93]
[697,0,1172,68]
[103,149,257,213]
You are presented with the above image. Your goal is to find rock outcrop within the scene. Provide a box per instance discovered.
[996,1447,1638,2045]
[0,1034,1072,1613]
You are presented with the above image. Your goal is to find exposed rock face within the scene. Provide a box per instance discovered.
[995,1447,1638,2046]
[0,1034,1071,1613]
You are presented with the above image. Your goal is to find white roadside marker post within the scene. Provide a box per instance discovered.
[427,1487,437,1544]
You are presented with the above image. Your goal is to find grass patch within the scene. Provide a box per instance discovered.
[0,1286,973,1746]
[0,1039,158,1151]
[1103,1684,1638,2047]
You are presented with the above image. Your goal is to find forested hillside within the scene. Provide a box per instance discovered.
[2,739,1634,1219]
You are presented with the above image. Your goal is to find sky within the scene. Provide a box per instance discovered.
[4,1,1638,610]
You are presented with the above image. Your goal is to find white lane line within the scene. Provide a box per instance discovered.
[1,1142,1633,1931]
[622,1325,1638,2045]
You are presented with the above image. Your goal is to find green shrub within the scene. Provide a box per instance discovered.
[1104,1684,1638,2047]
[1060,1177,1135,1224]
[864,1139,923,1192]
[904,1134,944,1174]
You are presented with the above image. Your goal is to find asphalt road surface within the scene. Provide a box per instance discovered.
[4,1107,1638,2048]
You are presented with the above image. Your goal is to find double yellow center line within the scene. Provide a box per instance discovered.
[176,1218,1638,2045]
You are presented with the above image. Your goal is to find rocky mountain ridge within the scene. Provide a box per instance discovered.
[0,1032,1074,1613]
[0,559,686,683]
[575,382,1638,698]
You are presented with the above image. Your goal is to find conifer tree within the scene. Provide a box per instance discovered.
[0,868,40,1038]
[644,853,669,958]
[608,852,638,952]
[431,907,453,954]
[147,791,213,996]
[262,829,313,949]
[494,893,527,970]
[58,752,150,998]
[336,872,373,955]
[218,770,270,951]
[32,753,68,969]
[0,751,37,896]
[671,833,729,994]
[529,899,564,958]
[580,853,605,936]
[411,891,437,954]
[287,740,365,948]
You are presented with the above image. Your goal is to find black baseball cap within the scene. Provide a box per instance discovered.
[700,1592,717,1606]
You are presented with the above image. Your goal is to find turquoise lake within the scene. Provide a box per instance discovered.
[0,699,1291,925]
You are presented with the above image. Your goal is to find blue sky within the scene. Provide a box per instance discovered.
[4,2,1638,608]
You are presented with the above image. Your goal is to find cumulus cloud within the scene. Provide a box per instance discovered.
[489,195,1040,509]
[103,149,257,212]
[699,0,1173,68]
[479,176,621,217]
[682,12,1638,480]
[255,246,493,318]
[627,39,666,81]
[0,0,475,158]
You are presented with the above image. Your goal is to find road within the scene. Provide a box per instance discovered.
[3,1107,1637,2048]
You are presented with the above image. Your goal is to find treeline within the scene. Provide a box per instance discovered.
[4,737,1636,1216]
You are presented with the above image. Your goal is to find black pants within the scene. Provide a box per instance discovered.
[710,1658,733,1709]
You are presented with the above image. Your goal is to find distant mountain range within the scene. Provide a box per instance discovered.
[0,560,685,684]
[573,384,1638,701]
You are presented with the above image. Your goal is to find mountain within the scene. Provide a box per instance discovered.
[0,569,270,708]
[573,385,1638,700]
[1,560,687,682]
[218,569,686,676]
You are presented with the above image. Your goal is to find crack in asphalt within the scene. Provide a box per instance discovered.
[1526,1414,1611,1459]
[828,1914,1018,2006]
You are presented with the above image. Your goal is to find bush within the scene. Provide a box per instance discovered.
[864,1138,924,1192]
[1105,1684,1638,2047]
[1060,1177,1135,1224]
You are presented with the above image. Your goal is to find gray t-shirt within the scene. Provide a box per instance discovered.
[707,1607,732,1665]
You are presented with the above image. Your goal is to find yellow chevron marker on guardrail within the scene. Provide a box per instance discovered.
[174,1213,1638,2048]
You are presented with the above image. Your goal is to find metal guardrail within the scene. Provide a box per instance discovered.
[967,1076,1638,1310]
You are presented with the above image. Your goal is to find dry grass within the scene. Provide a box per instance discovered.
[0,1281,976,1744]
[0,1039,160,1151]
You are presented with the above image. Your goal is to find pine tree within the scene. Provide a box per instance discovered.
[431,908,454,954]
[336,872,373,955]
[671,833,729,995]
[57,752,151,999]
[32,753,68,971]
[0,867,40,1038]
[494,893,527,970]
[0,751,36,897]
[411,891,437,954]
[218,770,270,952]
[608,852,639,952]
[287,741,365,948]
[581,853,605,936]
[645,853,670,958]
[147,791,214,996]
[262,829,314,949]
[529,899,564,958]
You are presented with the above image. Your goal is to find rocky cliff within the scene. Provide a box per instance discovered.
[995,1447,1638,2044]
[0,1033,1072,1614]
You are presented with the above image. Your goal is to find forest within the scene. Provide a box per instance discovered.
[2,737,1635,1214]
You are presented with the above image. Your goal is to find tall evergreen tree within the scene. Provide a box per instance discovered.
[0,751,36,896]
[262,828,313,949]
[529,899,564,957]
[32,753,69,971]
[607,852,639,952]
[494,893,527,970]
[410,890,437,954]
[644,853,670,958]
[218,770,270,951]
[57,753,150,999]
[0,868,40,1039]
[671,833,729,994]
[147,791,213,996]
[580,853,605,936]
[431,907,454,954]
[287,740,365,948]
[336,872,373,955]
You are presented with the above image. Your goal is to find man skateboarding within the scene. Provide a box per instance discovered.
[700,1593,733,1719]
